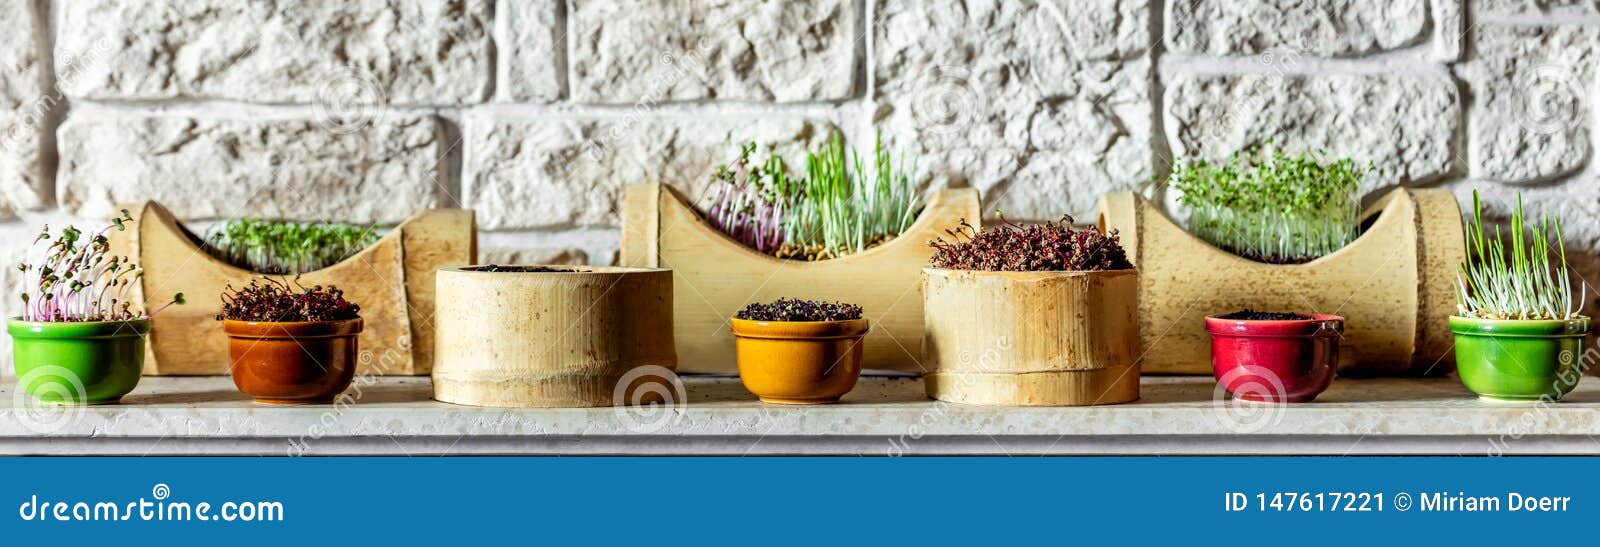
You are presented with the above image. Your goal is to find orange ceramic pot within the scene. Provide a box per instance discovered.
[730,318,869,404]
[223,319,362,405]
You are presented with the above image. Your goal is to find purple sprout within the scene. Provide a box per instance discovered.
[704,142,792,254]
[17,210,183,322]
[928,215,1132,272]
[735,298,864,322]
[216,277,360,322]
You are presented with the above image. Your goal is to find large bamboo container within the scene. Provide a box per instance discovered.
[431,266,676,408]
[620,183,981,373]
[107,202,475,376]
[1096,188,1465,376]
[922,268,1141,406]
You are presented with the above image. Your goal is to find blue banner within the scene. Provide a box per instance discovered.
[0,457,1588,545]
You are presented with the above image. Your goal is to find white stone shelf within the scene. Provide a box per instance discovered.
[3,375,1599,455]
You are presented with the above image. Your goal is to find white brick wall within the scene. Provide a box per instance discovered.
[3,1,1600,374]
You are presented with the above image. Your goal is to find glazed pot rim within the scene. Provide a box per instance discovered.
[222,317,363,338]
[6,316,151,338]
[729,317,870,340]
[1449,314,1590,337]
[1204,313,1344,324]
[1205,314,1344,338]
[442,265,670,275]
[221,317,363,326]
[1449,314,1590,324]
[922,266,1138,276]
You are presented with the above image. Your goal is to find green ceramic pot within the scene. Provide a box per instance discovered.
[1449,315,1590,402]
[7,318,149,404]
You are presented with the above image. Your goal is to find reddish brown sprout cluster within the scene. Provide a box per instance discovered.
[928,216,1132,272]
[216,277,361,322]
[735,298,863,322]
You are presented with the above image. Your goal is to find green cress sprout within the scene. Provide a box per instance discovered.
[205,218,379,275]
[1169,146,1364,264]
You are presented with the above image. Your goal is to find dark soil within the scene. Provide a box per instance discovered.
[465,265,593,273]
[1217,309,1313,321]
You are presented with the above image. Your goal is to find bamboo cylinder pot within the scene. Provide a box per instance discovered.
[921,268,1141,406]
[431,266,676,408]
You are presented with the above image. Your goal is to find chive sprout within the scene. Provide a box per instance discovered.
[1169,147,1364,264]
[204,219,379,275]
[1454,191,1585,321]
[703,132,923,260]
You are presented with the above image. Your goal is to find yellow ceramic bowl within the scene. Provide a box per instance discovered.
[730,318,870,404]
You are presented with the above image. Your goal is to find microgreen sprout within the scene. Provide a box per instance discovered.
[204,219,379,275]
[1454,191,1585,321]
[928,215,1132,272]
[704,142,792,254]
[702,132,922,260]
[735,298,864,322]
[216,277,361,323]
[1169,146,1364,264]
[17,210,183,322]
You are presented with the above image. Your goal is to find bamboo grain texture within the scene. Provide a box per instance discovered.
[431,266,676,408]
[922,268,1141,406]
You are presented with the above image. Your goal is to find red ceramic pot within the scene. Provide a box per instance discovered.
[1205,314,1344,403]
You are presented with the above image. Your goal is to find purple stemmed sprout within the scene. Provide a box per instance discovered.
[735,298,863,322]
[17,210,183,322]
[928,215,1132,272]
[216,277,360,323]
[704,142,791,254]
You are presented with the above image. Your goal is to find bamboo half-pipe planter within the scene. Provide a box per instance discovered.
[431,266,676,408]
[922,268,1141,406]
[620,183,981,374]
[109,202,476,376]
[1096,188,1466,376]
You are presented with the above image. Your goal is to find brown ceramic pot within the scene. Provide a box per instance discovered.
[730,318,869,404]
[223,319,362,405]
